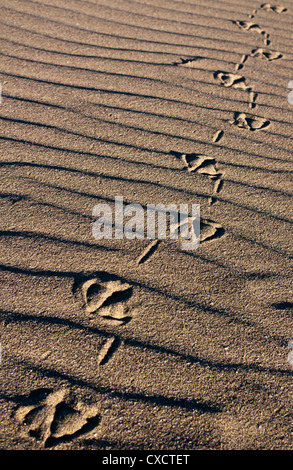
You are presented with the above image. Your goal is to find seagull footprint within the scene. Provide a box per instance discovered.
[230,112,271,131]
[214,71,250,91]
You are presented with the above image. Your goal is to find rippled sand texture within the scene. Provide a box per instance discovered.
[0,0,293,450]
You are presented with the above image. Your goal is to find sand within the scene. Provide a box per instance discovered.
[0,0,292,450]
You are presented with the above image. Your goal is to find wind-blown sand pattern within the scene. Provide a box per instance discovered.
[0,0,293,451]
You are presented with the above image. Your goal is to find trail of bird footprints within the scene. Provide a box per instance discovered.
[229,3,286,113]
[18,4,288,447]
[136,10,241,265]
[15,273,134,447]
[162,3,288,264]
[166,4,287,270]
[251,3,287,15]
[234,3,287,44]
[15,388,101,448]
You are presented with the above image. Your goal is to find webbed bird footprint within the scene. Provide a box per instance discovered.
[234,21,270,45]
[234,21,265,34]
[214,71,250,91]
[230,112,270,131]
[172,216,225,243]
[170,151,224,202]
[260,3,287,13]
[200,219,225,242]
[75,273,133,323]
[251,48,283,61]
[15,388,101,447]
[181,153,221,176]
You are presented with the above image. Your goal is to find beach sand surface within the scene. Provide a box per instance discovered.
[0,0,292,450]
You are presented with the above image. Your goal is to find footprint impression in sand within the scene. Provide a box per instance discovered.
[15,388,101,447]
[232,4,287,115]
[250,48,283,61]
[171,151,224,206]
[214,71,255,108]
[260,3,287,13]
[230,112,271,131]
[73,273,135,364]
[200,219,225,242]
[214,71,251,91]
[234,21,270,45]
[234,20,264,34]
[77,273,133,323]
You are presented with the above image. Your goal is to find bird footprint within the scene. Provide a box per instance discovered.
[214,71,250,91]
[15,388,101,447]
[73,272,133,323]
[251,48,283,61]
[260,3,287,13]
[234,21,264,34]
[234,20,270,45]
[171,151,225,205]
[181,153,220,175]
[200,219,225,242]
[230,112,271,131]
